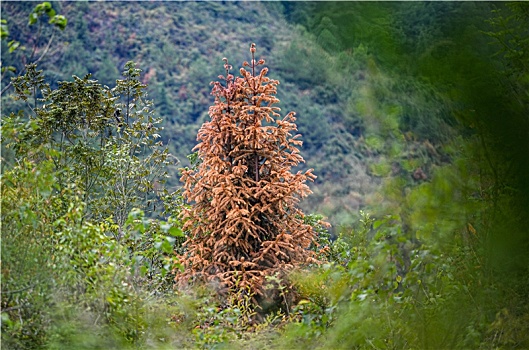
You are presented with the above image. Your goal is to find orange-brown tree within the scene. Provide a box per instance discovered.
[177,44,320,304]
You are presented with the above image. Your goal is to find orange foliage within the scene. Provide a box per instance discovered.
[176,44,319,303]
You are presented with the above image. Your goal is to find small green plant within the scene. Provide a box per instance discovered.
[124,208,184,293]
[193,283,257,349]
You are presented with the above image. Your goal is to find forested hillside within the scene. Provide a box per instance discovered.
[2,1,528,349]
[2,1,378,228]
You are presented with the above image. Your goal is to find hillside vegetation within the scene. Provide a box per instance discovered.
[2,1,528,349]
[2,1,378,228]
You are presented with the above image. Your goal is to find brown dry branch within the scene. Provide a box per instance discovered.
[176,44,322,309]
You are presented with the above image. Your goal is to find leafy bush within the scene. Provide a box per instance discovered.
[275,210,487,349]
[1,59,184,348]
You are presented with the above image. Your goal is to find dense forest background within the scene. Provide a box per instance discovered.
[2,1,528,349]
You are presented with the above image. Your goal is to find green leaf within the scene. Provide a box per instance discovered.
[8,41,20,53]
[29,12,38,25]
[127,208,144,222]
[161,240,173,254]
[373,220,384,230]
[1,22,8,39]
[1,313,11,327]
[168,226,183,237]
[46,8,56,18]
[50,15,67,30]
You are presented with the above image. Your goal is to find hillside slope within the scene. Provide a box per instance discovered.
[2,1,376,228]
